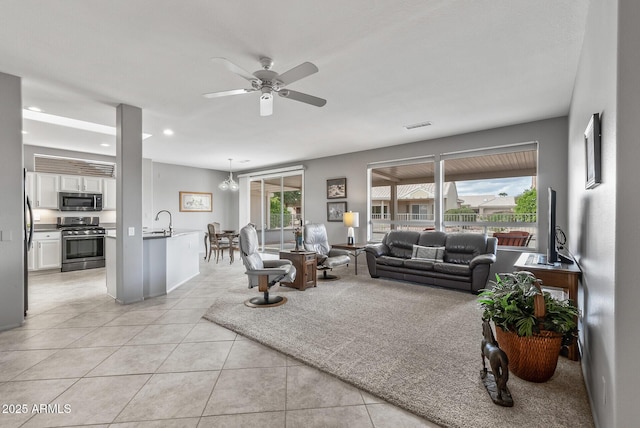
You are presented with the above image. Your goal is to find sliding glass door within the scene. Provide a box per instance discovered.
[249,172,303,253]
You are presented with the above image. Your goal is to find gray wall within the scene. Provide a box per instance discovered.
[568,0,640,426]
[272,117,568,249]
[0,72,25,331]
[152,162,237,248]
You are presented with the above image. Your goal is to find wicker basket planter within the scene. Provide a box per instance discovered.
[494,326,563,383]
[479,271,579,383]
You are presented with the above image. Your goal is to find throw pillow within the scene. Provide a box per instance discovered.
[411,244,444,262]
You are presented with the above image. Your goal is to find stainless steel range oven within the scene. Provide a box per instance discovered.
[58,217,106,272]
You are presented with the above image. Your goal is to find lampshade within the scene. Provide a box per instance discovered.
[343,211,359,245]
[343,211,359,228]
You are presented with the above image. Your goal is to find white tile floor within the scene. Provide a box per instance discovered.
[0,258,439,428]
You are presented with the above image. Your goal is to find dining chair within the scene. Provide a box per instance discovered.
[207,223,230,263]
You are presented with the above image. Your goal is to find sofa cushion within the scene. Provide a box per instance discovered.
[417,231,447,247]
[433,262,471,276]
[403,258,435,271]
[411,244,444,262]
[377,255,405,267]
[384,230,420,258]
[444,233,487,264]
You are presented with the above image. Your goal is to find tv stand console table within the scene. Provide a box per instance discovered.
[514,252,582,361]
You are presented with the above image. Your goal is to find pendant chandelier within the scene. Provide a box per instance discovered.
[219,158,239,191]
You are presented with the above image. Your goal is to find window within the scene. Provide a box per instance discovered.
[368,157,435,241]
[442,145,537,247]
[367,143,537,246]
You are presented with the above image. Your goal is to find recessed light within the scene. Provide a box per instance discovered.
[163,129,174,136]
[100,143,110,147]
[404,121,432,130]
[26,106,42,112]
[22,109,153,140]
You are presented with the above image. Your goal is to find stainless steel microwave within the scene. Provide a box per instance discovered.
[58,192,103,211]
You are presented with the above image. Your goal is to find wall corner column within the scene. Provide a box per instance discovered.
[115,104,144,304]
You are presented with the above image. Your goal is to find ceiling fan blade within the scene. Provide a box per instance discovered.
[260,93,273,116]
[210,57,255,81]
[277,62,319,85]
[202,88,255,98]
[279,89,326,107]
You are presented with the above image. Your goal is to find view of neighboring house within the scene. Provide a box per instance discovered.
[371,182,459,220]
[458,195,517,217]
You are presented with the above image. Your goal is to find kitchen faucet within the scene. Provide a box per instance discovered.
[154,210,173,236]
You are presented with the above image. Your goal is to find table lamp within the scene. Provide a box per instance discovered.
[343,211,359,245]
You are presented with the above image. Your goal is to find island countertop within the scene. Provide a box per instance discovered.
[105,229,200,240]
[105,229,200,300]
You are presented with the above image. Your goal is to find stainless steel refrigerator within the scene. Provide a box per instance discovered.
[24,168,33,316]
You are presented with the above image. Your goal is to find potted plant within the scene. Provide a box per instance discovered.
[478,271,579,382]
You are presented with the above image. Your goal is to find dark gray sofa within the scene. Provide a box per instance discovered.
[365,230,497,293]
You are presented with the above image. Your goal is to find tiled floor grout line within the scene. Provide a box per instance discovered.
[2,262,438,428]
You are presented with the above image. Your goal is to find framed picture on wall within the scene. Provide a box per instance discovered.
[327,201,347,222]
[179,191,212,212]
[584,113,601,189]
[327,178,347,199]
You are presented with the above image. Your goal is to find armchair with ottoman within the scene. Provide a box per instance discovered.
[303,223,351,280]
[365,230,497,293]
[239,223,296,307]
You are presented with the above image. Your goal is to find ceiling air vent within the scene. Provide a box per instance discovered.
[404,121,432,130]
[34,154,116,178]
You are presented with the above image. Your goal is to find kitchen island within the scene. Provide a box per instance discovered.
[106,229,200,300]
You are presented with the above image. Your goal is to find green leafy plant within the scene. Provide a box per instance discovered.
[478,271,579,337]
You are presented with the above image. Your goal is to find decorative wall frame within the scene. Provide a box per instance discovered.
[584,113,601,189]
[327,178,347,199]
[327,201,347,222]
[179,191,212,212]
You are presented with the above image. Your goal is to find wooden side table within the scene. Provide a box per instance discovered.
[514,252,582,361]
[279,250,317,290]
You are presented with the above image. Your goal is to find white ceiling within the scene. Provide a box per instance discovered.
[0,0,588,173]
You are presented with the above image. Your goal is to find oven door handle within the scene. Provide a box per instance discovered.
[63,235,106,241]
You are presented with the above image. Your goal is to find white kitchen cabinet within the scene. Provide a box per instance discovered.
[25,171,35,202]
[60,175,83,192]
[29,231,61,271]
[83,177,103,192]
[60,175,102,192]
[27,243,36,271]
[102,178,116,210]
[35,173,60,209]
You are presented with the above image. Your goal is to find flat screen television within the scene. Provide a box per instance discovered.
[543,187,573,265]
[546,187,559,265]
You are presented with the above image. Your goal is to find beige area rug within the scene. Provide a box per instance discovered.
[203,267,594,428]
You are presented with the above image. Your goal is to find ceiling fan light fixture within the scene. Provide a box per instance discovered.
[260,88,273,116]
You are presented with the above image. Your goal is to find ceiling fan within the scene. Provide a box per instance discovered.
[203,57,326,116]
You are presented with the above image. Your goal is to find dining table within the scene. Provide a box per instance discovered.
[204,229,239,263]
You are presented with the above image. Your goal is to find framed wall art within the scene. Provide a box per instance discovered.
[584,113,601,189]
[327,201,347,222]
[327,177,347,199]
[179,191,212,212]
